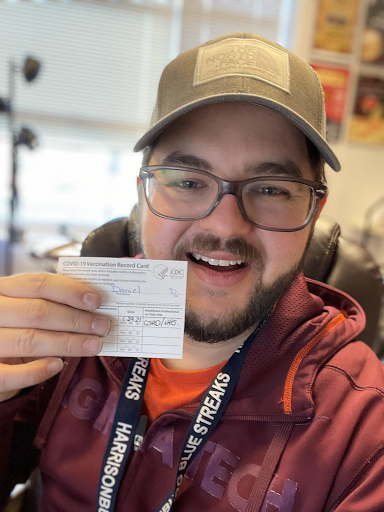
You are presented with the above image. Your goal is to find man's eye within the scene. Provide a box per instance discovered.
[259,186,286,196]
[167,180,200,189]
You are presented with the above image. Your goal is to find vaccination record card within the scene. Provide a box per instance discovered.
[58,257,187,358]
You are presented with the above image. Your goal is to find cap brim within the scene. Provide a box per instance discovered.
[134,94,341,172]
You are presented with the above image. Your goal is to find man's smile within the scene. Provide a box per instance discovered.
[189,252,247,272]
[185,250,253,288]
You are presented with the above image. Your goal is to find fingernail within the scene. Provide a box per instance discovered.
[84,337,102,354]
[91,317,111,336]
[47,359,64,374]
[83,292,101,310]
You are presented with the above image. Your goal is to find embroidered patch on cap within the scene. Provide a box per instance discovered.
[194,38,290,93]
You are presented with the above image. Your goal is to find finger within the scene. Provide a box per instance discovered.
[0,328,103,358]
[0,273,101,311]
[0,357,64,396]
[0,297,111,335]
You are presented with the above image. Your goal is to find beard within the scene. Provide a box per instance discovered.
[183,261,303,343]
[174,232,311,344]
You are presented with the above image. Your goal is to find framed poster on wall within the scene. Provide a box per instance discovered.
[311,64,350,142]
[360,0,384,65]
[349,75,384,142]
[315,0,359,53]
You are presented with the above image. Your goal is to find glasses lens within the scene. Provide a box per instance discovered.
[242,179,314,230]
[145,168,218,219]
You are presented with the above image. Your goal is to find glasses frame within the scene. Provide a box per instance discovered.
[139,165,328,232]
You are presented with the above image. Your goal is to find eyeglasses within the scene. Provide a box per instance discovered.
[139,166,327,232]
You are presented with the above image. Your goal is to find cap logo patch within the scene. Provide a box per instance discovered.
[194,38,290,93]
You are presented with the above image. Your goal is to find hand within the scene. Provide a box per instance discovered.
[0,273,110,402]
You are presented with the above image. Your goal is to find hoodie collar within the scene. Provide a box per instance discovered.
[223,274,365,419]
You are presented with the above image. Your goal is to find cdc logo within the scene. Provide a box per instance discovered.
[171,268,184,279]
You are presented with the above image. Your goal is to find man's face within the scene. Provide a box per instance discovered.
[139,102,317,342]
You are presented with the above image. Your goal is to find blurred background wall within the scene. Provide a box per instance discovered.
[0,0,383,275]
[295,0,384,272]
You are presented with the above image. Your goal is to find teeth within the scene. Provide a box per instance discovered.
[191,253,244,267]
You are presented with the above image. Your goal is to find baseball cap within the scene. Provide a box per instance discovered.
[134,32,341,172]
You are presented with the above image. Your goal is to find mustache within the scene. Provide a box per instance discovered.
[174,233,262,262]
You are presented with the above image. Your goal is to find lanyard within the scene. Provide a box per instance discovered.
[96,323,265,512]
[96,356,150,512]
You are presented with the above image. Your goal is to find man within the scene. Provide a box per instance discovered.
[0,33,383,512]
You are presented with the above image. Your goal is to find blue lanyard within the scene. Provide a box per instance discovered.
[96,357,150,512]
[96,324,264,512]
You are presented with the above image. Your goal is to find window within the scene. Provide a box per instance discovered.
[0,0,297,233]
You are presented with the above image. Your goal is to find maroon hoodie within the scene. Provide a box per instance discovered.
[1,274,384,511]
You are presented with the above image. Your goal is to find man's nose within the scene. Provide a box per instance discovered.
[198,193,253,238]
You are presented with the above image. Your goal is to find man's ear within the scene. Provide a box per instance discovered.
[315,192,328,221]
[137,176,141,188]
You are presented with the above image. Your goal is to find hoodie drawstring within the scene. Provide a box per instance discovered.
[246,422,295,512]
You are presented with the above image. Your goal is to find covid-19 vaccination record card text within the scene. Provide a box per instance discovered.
[58,257,187,358]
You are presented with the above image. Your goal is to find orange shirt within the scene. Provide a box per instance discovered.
[143,358,227,424]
